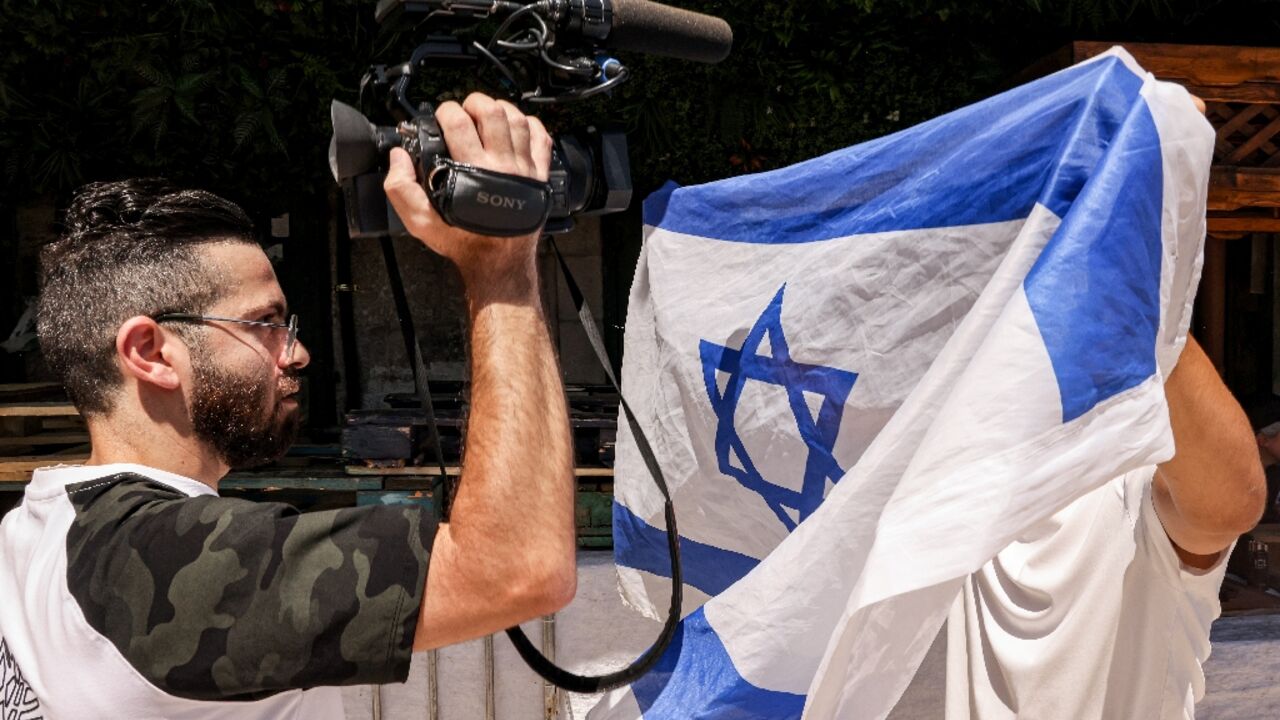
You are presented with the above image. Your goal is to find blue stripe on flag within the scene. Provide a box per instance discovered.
[1024,99,1164,423]
[613,501,760,597]
[632,607,806,719]
[643,56,1145,243]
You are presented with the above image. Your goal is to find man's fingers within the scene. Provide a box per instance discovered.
[499,100,533,176]
[436,101,484,163]
[440,93,547,181]
[383,147,423,205]
[527,115,552,181]
[464,93,515,167]
[384,147,435,237]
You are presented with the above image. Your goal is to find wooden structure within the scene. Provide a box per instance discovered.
[0,383,88,491]
[1059,43,1280,231]
[1045,43,1280,377]
[1050,45,1280,609]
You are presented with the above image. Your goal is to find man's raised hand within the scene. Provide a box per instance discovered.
[383,92,553,273]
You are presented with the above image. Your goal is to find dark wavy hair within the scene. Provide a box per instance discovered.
[37,179,256,416]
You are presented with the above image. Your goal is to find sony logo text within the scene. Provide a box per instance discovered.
[476,191,527,211]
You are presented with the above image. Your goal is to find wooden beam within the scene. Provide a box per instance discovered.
[0,403,79,417]
[1209,167,1280,211]
[1273,237,1280,395]
[40,418,85,430]
[1207,214,1280,233]
[346,464,615,477]
[1184,84,1280,105]
[1200,237,1229,375]
[1072,42,1280,89]
[0,383,61,392]
[0,433,89,448]
[0,383,63,402]
[347,464,462,476]
[221,476,383,492]
[0,455,90,473]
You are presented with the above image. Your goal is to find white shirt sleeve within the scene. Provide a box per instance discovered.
[1125,470,1230,716]
[1136,470,1234,599]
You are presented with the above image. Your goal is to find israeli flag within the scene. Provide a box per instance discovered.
[592,48,1213,720]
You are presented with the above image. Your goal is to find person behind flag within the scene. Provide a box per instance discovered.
[921,96,1268,720]
[928,332,1266,719]
[0,93,576,719]
[594,51,1267,720]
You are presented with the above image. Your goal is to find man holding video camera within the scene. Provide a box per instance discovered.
[0,94,572,718]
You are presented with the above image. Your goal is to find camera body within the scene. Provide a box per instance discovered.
[331,95,631,239]
[330,2,637,239]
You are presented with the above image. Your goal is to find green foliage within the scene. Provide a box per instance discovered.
[2,0,1279,214]
[0,0,404,211]
[579,0,1280,190]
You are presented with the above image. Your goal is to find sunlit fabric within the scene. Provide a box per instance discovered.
[592,48,1213,720]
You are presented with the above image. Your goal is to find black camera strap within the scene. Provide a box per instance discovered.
[502,236,682,694]
[379,236,454,521]
[382,232,682,694]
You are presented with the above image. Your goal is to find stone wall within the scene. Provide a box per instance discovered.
[344,218,607,411]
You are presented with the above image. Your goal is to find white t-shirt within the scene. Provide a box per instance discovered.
[0,464,434,720]
[942,467,1228,720]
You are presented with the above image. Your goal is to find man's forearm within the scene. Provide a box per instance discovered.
[456,257,575,591]
[1154,336,1266,561]
[393,93,572,650]
[417,254,576,648]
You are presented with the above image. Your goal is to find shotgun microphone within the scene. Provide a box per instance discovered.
[604,0,733,64]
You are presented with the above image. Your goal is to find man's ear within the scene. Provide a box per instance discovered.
[116,317,183,391]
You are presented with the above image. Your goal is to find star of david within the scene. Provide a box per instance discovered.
[699,285,859,532]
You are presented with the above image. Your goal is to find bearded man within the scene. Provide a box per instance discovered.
[0,94,574,718]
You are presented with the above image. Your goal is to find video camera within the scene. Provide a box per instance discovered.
[329,0,733,239]
[328,0,730,692]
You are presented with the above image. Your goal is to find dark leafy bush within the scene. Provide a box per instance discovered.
[2,0,1279,211]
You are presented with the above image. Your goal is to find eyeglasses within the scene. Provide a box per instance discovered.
[154,313,299,362]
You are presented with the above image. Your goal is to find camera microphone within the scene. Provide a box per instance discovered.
[376,0,732,65]
[604,0,732,64]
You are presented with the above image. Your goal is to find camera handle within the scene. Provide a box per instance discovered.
[378,234,682,693]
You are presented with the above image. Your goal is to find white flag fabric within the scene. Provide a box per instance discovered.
[591,48,1214,720]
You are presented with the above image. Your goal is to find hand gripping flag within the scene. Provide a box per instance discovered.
[593,48,1213,720]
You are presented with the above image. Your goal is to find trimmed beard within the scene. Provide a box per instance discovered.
[188,349,301,469]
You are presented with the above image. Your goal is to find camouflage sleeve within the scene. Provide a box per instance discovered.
[63,473,435,701]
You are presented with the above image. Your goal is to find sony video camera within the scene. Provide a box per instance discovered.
[329,0,733,239]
